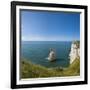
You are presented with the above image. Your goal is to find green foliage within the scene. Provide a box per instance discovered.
[20,58,80,78]
[73,40,80,48]
[63,58,80,76]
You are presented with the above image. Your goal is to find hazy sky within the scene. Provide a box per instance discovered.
[21,10,80,41]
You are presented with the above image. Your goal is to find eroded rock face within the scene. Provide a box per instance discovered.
[48,49,56,61]
[69,41,80,64]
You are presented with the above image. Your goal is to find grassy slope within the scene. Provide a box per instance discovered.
[21,59,80,78]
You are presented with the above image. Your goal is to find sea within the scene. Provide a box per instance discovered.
[21,41,72,68]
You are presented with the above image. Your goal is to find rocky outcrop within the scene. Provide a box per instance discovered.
[48,49,56,61]
[69,41,80,64]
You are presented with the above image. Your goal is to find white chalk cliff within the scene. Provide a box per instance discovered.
[69,41,80,64]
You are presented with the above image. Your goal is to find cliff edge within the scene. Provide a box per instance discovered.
[69,41,80,64]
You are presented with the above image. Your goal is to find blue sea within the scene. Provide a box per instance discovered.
[21,41,71,68]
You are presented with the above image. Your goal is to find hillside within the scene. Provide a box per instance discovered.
[20,59,80,78]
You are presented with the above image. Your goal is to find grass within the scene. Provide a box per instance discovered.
[20,58,80,78]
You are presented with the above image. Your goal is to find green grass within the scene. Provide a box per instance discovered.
[63,58,80,76]
[20,58,80,78]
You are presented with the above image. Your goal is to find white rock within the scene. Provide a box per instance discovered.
[69,41,80,64]
[48,50,56,61]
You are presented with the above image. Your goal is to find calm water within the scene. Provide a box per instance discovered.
[21,41,71,68]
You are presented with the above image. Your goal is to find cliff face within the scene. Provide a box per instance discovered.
[69,41,80,64]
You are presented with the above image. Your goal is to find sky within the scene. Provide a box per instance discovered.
[21,10,80,41]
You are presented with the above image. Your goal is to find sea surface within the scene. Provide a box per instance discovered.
[21,41,72,68]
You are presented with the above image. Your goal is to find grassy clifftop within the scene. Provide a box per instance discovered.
[21,59,80,78]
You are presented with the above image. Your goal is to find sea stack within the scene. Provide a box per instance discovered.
[69,41,80,64]
[48,48,56,61]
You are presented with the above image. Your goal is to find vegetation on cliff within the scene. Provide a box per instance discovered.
[20,58,80,78]
[73,40,80,48]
